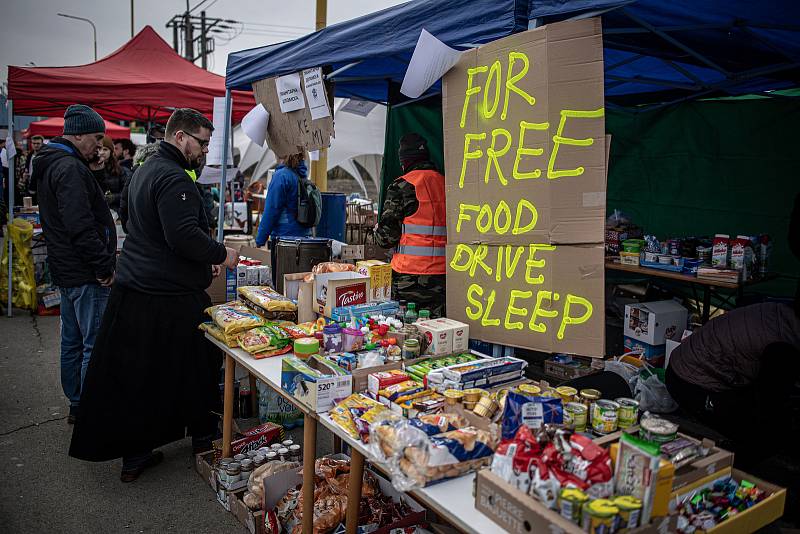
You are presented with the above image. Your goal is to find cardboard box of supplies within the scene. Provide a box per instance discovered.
[624,300,688,346]
[281,356,352,413]
[314,271,371,317]
[475,469,677,534]
[356,260,392,301]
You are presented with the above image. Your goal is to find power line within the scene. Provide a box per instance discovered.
[242,21,313,31]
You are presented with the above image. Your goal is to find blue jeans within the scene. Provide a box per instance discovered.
[59,284,110,407]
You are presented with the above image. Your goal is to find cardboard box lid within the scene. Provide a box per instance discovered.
[627,300,687,315]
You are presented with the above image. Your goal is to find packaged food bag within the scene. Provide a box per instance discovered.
[501,390,563,440]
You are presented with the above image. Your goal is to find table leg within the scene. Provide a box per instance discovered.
[702,287,711,324]
[346,448,365,534]
[222,354,235,458]
[248,374,258,417]
[302,413,317,534]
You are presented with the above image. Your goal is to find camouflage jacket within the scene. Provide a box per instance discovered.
[375,162,438,249]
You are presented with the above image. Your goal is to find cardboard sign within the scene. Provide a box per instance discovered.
[442,18,606,356]
[252,74,334,158]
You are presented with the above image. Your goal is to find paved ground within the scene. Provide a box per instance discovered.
[0,313,328,534]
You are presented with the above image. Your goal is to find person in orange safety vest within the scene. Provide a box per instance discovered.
[375,133,446,317]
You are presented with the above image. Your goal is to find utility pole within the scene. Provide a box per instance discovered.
[165,11,224,68]
[130,0,134,37]
[201,11,208,69]
[312,0,329,192]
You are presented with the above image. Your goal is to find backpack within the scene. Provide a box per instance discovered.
[296,173,322,228]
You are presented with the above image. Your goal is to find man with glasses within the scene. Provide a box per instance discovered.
[70,108,238,482]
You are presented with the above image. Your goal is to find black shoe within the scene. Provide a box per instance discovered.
[67,406,78,425]
[120,451,164,483]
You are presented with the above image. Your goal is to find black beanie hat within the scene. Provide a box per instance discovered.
[63,104,106,136]
[398,133,429,159]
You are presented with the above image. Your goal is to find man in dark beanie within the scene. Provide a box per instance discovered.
[34,104,115,425]
[70,108,238,482]
[376,133,447,317]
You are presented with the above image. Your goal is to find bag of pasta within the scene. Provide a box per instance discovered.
[198,321,238,348]
[205,301,264,334]
[238,286,297,312]
[238,324,291,355]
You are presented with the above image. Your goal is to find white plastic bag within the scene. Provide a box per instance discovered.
[604,354,641,394]
[634,365,678,413]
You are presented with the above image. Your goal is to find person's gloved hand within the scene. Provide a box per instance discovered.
[223,247,238,269]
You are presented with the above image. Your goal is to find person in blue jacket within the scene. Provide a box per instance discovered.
[255,152,312,246]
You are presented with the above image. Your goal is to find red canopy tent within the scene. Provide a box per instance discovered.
[23,117,130,138]
[8,26,253,123]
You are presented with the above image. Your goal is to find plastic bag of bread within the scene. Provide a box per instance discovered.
[303,262,357,282]
[370,412,469,463]
[205,301,264,334]
[390,426,498,491]
[238,285,297,312]
[247,460,300,507]
[198,321,238,348]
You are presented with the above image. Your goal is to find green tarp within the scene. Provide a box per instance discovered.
[380,97,799,296]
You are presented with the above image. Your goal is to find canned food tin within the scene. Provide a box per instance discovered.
[463,401,477,411]
[579,388,601,410]
[582,499,619,533]
[473,395,499,418]
[564,402,588,432]
[443,389,464,406]
[591,399,620,434]
[614,495,642,532]
[556,386,578,403]
[640,415,679,444]
[462,388,483,403]
[518,384,541,396]
[615,398,640,429]
[558,488,589,524]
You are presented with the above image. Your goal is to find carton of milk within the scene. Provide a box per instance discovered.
[436,318,470,352]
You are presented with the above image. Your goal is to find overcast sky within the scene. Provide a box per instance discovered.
[0,0,406,88]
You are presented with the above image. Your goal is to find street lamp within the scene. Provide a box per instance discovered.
[57,13,97,61]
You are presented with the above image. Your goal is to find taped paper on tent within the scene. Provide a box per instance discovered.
[252,75,334,158]
[276,72,305,113]
[442,18,607,356]
[401,29,463,99]
[242,103,270,146]
[340,99,378,117]
[303,67,331,120]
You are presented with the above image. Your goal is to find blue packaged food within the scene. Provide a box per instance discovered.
[501,390,564,440]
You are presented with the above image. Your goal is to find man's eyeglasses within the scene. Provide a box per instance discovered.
[182,130,211,148]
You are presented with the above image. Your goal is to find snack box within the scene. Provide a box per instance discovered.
[356,260,392,301]
[281,355,352,413]
[314,271,371,318]
[324,354,403,394]
[427,356,528,389]
[436,318,469,352]
[367,369,410,398]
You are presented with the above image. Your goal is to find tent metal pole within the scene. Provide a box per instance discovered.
[216,89,232,242]
[6,99,14,317]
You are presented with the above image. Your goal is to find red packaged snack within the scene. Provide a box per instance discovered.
[214,421,283,458]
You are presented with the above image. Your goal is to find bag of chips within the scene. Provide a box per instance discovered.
[238,324,291,355]
[198,321,238,348]
[238,286,297,312]
[205,301,264,334]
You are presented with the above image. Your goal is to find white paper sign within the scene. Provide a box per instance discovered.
[5,136,17,159]
[400,29,463,99]
[276,72,306,113]
[241,103,270,147]
[340,98,378,117]
[197,165,224,184]
[302,67,331,120]
[309,150,320,161]
[205,97,233,166]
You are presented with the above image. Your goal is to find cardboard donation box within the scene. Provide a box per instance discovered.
[281,356,352,412]
[442,18,607,357]
[314,271,371,317]
[415,318,470,355]
[356,260,392,301]
[624,300,688,345]
[283,272,315,324]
